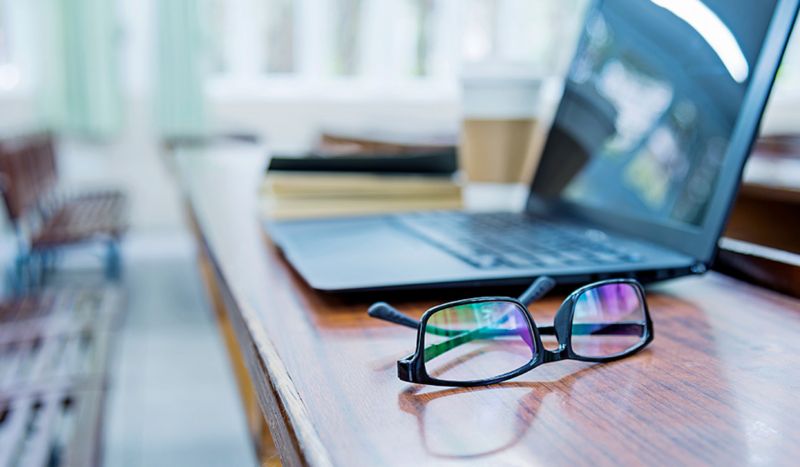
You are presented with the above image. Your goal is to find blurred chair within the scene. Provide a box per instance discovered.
[0,285,124,466]
[0,133,128,289]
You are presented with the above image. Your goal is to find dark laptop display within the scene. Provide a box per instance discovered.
[536,0,778,226]
[268,0,799,292]
[527,0,798,265]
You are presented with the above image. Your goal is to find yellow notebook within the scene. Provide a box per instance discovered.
[262,196,463,219]
[263,172,462,198]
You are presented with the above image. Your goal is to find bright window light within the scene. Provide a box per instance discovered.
[652,0,749,83]
[0,64,19,90]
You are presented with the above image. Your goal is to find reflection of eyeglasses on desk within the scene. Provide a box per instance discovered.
[398,362,605,459]
[368,276,653,387]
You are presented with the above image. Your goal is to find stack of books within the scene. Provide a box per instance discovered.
[262,130,462,219]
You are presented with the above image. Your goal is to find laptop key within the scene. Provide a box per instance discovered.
[593,252,620,263]
[500,253,541,268]
[536,255,565,266]
[471,254,502,268]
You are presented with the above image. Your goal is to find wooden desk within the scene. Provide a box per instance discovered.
[177,144,800,466]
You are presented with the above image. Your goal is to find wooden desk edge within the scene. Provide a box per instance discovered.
[187,204,334,467]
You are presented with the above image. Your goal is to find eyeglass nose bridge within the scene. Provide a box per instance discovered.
[541,345,570,364]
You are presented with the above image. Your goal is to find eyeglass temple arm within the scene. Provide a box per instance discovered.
[421,321,646,362]
[369,303,480,337]
[538,322,646,335]
[368,302,420,329]
[519,276,556,306]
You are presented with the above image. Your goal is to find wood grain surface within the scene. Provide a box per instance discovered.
[176,144,800,467]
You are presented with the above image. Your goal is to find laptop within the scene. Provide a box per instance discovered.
[268,0,799,292]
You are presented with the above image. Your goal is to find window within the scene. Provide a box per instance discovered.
[331,0,360,75]
[263,0,296,73]
[207,0,588,97]
[208,0,228,73]
[0,0,9,64]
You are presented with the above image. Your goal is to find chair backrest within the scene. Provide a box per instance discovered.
[0,133,59,222]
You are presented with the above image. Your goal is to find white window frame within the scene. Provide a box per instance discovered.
[206,0,464,102]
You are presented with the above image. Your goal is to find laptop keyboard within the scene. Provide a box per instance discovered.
[394,212,643,269]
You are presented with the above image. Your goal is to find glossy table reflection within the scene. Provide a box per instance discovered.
[177,143,800,467]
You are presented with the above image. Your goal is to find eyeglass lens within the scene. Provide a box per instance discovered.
[422,301,536,382]
[570,283,647,358]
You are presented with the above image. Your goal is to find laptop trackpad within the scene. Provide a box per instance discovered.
[269,216,473,290]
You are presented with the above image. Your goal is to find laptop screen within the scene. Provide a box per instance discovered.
[531,0,780,228]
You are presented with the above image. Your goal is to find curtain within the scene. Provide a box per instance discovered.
[155,0,207,138]
[38,0,122,139]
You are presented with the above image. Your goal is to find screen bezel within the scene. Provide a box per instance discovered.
[527,0,800,264]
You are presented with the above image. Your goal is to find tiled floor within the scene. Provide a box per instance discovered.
[102,231,257,467]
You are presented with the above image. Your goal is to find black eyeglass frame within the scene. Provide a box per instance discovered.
[392,278,653,387]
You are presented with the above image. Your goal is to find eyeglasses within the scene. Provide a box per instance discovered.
[368,276,653,387]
